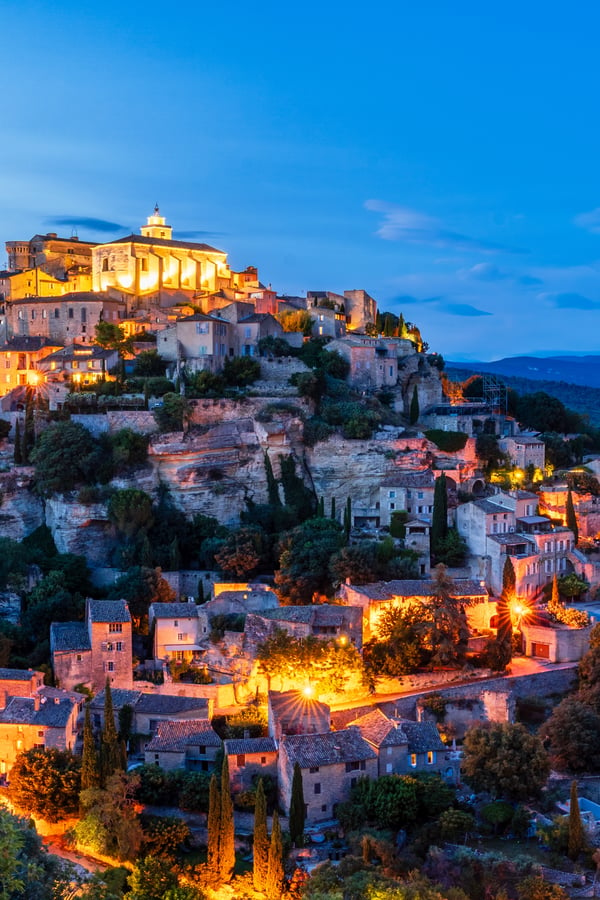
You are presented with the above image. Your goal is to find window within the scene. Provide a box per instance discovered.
[260,756,266,764]
[427,751,435,764]
[410,753,417,767]
[309,766,319,773]
[54,308,60,318]
[314,783,321,794]
[236,754,246,767]
[72,360,78,369]
[321,804,327,812]
[140,259,148,272]
[106,661,114,672]
[31,310,35,320]
[386,763,393,773]
[386,747,392,756]
[38,730,44,738]
[389,491,396,499]
[81,308,87,322]
[76,654,82,662]
[116,642,123,652]
[345,761,360,773]
[68,308,74,319]
[196,322,209,334]
[102,258,109,272]
[4,360,8,369]
[174,620,178,627]
[109,623,122,633]
[198,745,206,755]
[106,642,113,651]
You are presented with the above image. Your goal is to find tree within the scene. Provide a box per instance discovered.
[275,517,345,603]
[433,528,468,567]
[95,321,126,350]
[31,421,105,495]
[266,809,284,900]
[362,604,427,679]
[438,808,475,841]
[419,564,471,666]
[8,748,81,821]
[430,474,448,561]
[289,762,306,847]
[568,779,585,860]
[128,856,177,900]
[133,349,167,378]
[517,876,569,900]
[566,488,578,543]
[13,420,22,465]
[542,698,600,772]
[153,392,190,432]
[409,385,420,425]
[223,355,261,386]
[101,679,124,784]
[108,489,154,541]
[253,778,269,892]
[81,704,101,799]
[558,572,589,599]
[496,556,516,655]
[214,527,264,578]
[219,754,235,883]
[462,723,550,800]
[107,566,175,633]
[76,772,143,862]
[206,773,221,881]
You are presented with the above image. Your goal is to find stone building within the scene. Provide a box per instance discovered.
[278,727,378,823]
[158,312,232,376]
[327,335,399,390]
[90,688,211,734]
[245,604,363,653]
[0,687,83,776]
[50,599,133,693]
[38,344,119,386]
[149,601,209,663]
[0,336,63,395]
[268,691,331,739]
[6,293,124,345]
[6,233,96,280]
[224,736,278,792]
[521,619,592,662]
[0,668,44,709]
[348,708,451,780]
[379,469,436,528]
[499,434,546,471]
[144,719,222,772]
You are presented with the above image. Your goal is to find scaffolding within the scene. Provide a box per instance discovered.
[481,373,508,414]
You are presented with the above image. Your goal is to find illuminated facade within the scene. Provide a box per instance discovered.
[92,207,248,301]
[0,336,62,393]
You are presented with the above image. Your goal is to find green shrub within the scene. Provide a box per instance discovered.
[424,429,469,452]
[303,417,335,446]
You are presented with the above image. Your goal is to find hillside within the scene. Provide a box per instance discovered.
[446,366,600,425]
[448,355,600,388]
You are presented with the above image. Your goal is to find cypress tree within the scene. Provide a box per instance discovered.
[331,496,336,521]
[409,385,420,425]
[343,497,352,540]
[253,778,269,892]
[317,496,324,517]
[207,773,221,880]
[219,754,235,883]
[143,379,150,411]
[265,452,281,507]
[22,388,35,463]
[266,808,284,900]
[101,678,123,785]
[80,704,100,803]
[496,556,516,653]
[566,488,578,544]
[431,473,448,560]
[13,420,22,465]
[398,313,406,338]
[568,779,585,860]
[549,573,561,616]
[289,762,306,847]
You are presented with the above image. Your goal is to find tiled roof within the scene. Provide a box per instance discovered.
[224,737,277,755]
[261,604,346,626]
[0,668,38,681]
[347,709,408,748]
[0,696,75,727]
[150,602,201,619]
[472,499,508,514]
[42,345,118,363]
[381,470,435,488]
[91,689,141,709]
[108,233,224,254]
[401,721,445,753]
[487,534,535,547]
[88,600,131,624]
[0,336,61,352]
[50,622,91,653]
[346,579,487,600]
[281,727,377,768]
[134,694,209,715]
[145,719,222,752]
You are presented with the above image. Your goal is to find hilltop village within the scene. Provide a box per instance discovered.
[1,210,600,898]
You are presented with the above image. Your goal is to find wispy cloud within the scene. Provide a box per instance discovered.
[542,291,600,310]
[440,302,492,317]
[574,208,600,234]
[391,293,442,305]
[45,216,127,233]
[466,263,511,282]
[365,200,520,254]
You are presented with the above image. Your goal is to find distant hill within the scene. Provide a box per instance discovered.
[447,355,600,389]
[445,365,600,426]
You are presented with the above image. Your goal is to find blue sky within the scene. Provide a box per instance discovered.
[3,0,600,359]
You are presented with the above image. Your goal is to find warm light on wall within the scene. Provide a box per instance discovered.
[117,275,133,289]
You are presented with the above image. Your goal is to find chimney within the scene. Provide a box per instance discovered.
[33,695,40,711]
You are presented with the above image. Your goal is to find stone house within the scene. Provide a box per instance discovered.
[235,313,284,357]
[404,519,432,577]
[245,604,363,653]
[90,688,211,735]
[0,336,63,396]
[416,690,515,741]
[0,688,82,776]
[379,469,436,528]
[538,483,600,540]
[159,313,232,377]
[6,233,96,280]
[37,344,119,386]
[337,579,488,642]
[144,719,222,772]
[348,708,451,780]
[521,619,592,662]
[6,293,123,346]
[50,599,133,693]
[148,601,209,663]
[327,335,399,390]
[485,524,576,599]
[421,402,516,437]
[224,736,278,792]
[499,434,546,471]
[278,727,378,823]
[0,668,45,709]
[268,691,331,740]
